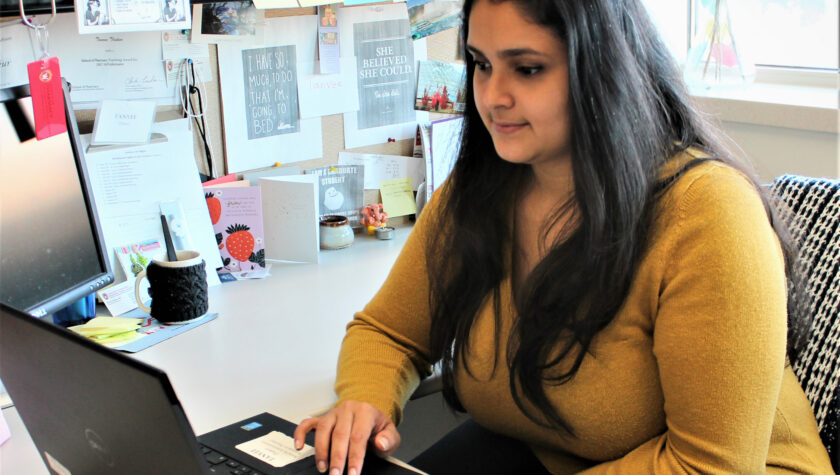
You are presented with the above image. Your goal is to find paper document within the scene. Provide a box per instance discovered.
[297,57,360,119]
[0,14,176,105]
[0,409,10,446]
[236,431,314,468]
[162,31,210,60]
[82,119,222,286]
[242,166,302,184]
[252,0,300,9]
[338,152,424,190]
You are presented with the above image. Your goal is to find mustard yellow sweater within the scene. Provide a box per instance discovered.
[335,159,833,474]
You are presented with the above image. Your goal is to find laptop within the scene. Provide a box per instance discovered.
[0,303,420,474]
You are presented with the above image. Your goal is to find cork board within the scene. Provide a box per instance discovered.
[72,4,462,194]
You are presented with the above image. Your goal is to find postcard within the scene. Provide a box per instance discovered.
[203,186,266,273]
[74,0,191,34]
[415,60,466,114]
[305,165,365,226]
[114,238,166,279]
[407,0,462,40]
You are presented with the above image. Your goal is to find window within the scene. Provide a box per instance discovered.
[642,0,839,75]
[706,0,838,71]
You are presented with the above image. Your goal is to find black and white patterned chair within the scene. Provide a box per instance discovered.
[771,175,840,471]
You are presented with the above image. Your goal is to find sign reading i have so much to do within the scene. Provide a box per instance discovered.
[241,45,300,140]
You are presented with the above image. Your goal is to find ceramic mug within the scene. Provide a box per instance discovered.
[133,250,208,324]
[319,215,354,250]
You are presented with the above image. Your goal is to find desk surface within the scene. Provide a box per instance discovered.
[1,226,412,474]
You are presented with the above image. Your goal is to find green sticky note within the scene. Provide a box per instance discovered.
[380,177,417,218]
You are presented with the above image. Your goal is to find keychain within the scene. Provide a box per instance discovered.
[21,0,66,140]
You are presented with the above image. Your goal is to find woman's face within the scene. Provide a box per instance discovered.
[467,0,572,169]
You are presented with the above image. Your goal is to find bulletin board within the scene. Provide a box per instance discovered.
[51,3,464,202]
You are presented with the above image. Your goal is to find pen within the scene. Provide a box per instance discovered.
[161,214,178,262]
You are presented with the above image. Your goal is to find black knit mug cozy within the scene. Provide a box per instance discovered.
[133,250,208,324]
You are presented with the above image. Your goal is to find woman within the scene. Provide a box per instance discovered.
[84,0,102,26]
[294,0,833,473]
[163,0,180,22]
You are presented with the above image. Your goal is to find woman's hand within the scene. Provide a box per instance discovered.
[293,401,401,475]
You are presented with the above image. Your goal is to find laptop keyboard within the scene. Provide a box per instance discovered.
[201,444,265,475]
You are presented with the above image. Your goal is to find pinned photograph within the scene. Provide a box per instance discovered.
[407,0,462,40]
[83,0,109,26]
[415,60,466,114]
[191,1,264,44]
[162,0,186,22]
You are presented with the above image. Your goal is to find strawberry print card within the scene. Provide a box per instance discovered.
[204,186,265,273]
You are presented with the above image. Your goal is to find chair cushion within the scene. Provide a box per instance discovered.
[771,175,840,467]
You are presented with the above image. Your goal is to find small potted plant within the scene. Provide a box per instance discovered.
[359,204,388,235]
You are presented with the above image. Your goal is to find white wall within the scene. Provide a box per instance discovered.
[722,121,840,183]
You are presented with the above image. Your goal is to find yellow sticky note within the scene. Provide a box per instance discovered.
[95,330,145,348]
[69,317,142,337]
[380,177,416,218]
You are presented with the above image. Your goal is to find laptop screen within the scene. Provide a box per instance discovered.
[0,303,206,474]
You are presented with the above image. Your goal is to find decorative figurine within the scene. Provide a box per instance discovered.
[359,204,389,235]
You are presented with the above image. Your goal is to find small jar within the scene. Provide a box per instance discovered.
[319,215,354,250]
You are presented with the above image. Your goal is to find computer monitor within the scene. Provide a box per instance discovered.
[0,81,113,318]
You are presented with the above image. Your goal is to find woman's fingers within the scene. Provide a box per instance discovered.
[292,416,318,450]
[314,414,338,473]
[293,402,398,475]
[328,408,356,475]
[371,422,401,458]
[346,409,378,475]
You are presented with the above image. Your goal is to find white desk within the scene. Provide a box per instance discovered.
[1,226,413,474]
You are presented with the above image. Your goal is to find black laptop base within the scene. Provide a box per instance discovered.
[199,412,417,475]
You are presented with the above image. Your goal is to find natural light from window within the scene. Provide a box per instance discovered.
[642,0,839,71]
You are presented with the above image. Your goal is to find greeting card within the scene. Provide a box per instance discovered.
[204,186,265,273]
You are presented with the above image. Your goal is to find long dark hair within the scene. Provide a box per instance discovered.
[425,0,809,434]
